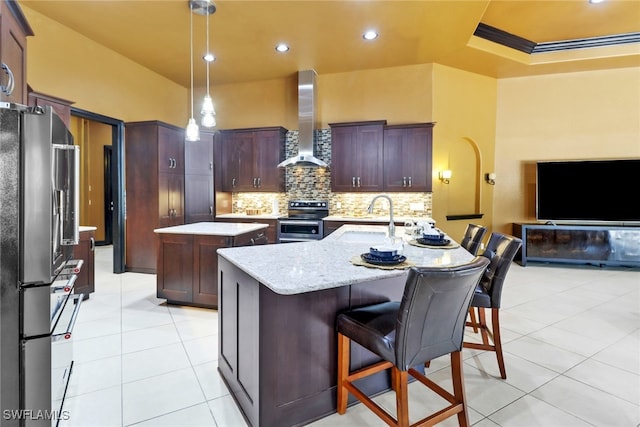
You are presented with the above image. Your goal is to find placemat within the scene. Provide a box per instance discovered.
[349,255,415,270]
[408,239,460,249]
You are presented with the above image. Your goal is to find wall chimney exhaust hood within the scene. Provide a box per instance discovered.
[277,70,328,168]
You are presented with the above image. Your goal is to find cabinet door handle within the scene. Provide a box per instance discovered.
[402,177,406,187]
[209,162,213,170]
[257,177,261,187]
[1,63,15,96]
[209,206,213,214]
[357,177,361,187]
[408,176,412,187]
[352,177,356,187]
[232,178,236,188]
[90,237,95,252]
[169,158,173,168]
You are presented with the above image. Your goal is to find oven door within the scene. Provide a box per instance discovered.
[278,220,323,243]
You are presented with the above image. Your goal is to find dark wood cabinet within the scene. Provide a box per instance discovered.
[125,121,184,273]
[156,228,268,308]
[27,88,74,127]
[220,127,286,192]
[513,223,640,267]
[383,123,433,192]
[330,121,434,193]
[156,233,193,302]
[0,0,33,105]
[330,121,385,192]
[215,217,278,244]
[185,131,215,223]
[74,229,95,299]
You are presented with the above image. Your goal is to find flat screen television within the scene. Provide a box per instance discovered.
[536,159,640,224]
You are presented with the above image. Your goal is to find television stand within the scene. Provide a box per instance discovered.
[512,223,640,268]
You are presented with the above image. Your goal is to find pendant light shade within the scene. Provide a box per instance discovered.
[201,0,216,128]
[185,1,200,141]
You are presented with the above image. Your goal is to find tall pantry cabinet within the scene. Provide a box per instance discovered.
[125,121,185,273]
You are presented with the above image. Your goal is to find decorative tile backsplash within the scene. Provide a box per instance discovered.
[232,129,433,218]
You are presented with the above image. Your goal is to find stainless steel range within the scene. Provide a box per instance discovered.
[277,200,329,243]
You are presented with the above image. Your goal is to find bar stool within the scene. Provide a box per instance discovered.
[336,257,490,427]
[464,232,522,379]
[460,224,487,256]
[460,224,488,332]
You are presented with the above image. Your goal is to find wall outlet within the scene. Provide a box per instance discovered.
[256,201,263,208]
[410,202,425,211]
[336,202,342,209]
[237,200,244,208]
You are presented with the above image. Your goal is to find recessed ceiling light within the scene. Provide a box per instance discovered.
[203,53,215,62]
[363,30,378,40]
[275,43,290,52]
[589,0,605,3]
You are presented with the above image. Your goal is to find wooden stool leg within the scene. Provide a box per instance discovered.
[478,307,490,345]
[451,351,470,427]
[337,333,350,414]
[469,307,478,333]
[395,368,410,427]
[491,308,507,379]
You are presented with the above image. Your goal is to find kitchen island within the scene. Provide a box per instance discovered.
[217,225,474,427]
[154,222,268,308]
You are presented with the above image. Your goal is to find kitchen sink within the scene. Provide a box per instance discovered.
[336,230,389,244]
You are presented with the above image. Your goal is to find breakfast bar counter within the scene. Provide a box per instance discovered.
[217,225,474,427]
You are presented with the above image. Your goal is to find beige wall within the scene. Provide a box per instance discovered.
[23,6,187,126]
[319,64,433,126]
[431,64,498,241]
[493,67,640,235]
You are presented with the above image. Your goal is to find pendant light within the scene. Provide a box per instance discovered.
[185,1,200,142]
[201,0,216,127]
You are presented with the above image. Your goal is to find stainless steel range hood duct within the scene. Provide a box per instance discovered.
[277,70,328,168]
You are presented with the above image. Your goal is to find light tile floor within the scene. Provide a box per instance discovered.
[61,246,639,427]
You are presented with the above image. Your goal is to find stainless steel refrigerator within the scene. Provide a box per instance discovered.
[0,103,83,426]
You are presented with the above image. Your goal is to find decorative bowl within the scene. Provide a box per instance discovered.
[369,246,398,259]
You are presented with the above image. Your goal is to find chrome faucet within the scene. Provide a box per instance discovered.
[367,195,395,237]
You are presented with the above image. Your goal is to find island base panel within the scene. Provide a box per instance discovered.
[218,256,409,426]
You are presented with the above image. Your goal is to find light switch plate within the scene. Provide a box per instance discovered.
[410,202,425,211]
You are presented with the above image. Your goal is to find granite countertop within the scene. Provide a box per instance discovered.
[217,224,475,295]
[79,226,97,232]
[216,213,282,220]
[154,222,268,236]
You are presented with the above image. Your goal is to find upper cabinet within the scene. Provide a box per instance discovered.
[27,88,74,127]
[330,120,434,193]
[330,121,386,192]
[383,123,434,192]
[220,126,286,192]
[185,130,215,223]
[0,0,34,105]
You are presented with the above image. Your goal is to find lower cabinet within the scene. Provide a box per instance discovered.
[74,229,95,299]
[156,229,268,308]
